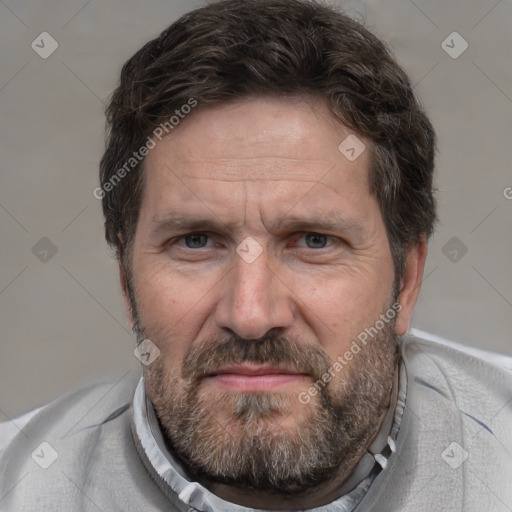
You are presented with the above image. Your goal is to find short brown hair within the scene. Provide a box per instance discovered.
[100,0,437,279]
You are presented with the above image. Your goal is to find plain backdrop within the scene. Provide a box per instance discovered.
[1,0,511,419]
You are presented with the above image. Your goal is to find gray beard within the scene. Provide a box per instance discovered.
[141,311,399,495]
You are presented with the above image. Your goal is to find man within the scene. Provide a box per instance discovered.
[1,0,511,510]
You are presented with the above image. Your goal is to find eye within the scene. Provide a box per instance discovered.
[304,233,328,249]
[296,232,336,249]
[180,233,211,249]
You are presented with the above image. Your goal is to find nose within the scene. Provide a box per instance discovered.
[214,249,294,340]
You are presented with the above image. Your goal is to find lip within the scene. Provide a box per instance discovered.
[205,364,309,392]
[210,364,302,376]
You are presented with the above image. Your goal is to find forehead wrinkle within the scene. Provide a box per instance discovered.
[180,157,332,163]
[174,157,335,183]
[181,176,322,183]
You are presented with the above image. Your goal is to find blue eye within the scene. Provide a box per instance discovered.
[303,233,330,249]
[183,233,209,248]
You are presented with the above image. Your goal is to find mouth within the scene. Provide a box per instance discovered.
[204,364,309,392]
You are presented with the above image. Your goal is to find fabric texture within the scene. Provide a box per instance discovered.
[1,333,511,511]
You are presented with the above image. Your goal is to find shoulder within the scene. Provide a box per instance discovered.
[0,373,138,448]
[406,328,512,370]
[0,373,139,495]
[357,331,512,511]
[400,329,512,450]
[0,373,176,511]
[402,329,512,398]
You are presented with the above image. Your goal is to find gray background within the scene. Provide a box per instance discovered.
[1,0,511,419]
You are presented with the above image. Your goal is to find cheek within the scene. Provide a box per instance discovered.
[137,276,180,325]
[135,260,205,322]
[132,261,224,363]
[295,271,391,352]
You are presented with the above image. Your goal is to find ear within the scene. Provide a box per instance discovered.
[119,261,134,330]
[395,237,428,335]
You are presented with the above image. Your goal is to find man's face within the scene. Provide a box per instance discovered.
[125,97,405,496]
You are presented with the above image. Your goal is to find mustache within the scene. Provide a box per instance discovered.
[180,333,332,384]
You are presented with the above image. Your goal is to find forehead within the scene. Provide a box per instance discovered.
[140,96,376,226]
[155,96,367,171]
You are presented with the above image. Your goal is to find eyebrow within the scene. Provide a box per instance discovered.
[150,213,232,238]
[150,210,366,239]
[268,212,365,234]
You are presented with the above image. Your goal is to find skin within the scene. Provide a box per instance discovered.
[120,96,427,508]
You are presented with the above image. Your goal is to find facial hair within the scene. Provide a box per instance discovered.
[135,303,400,495]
